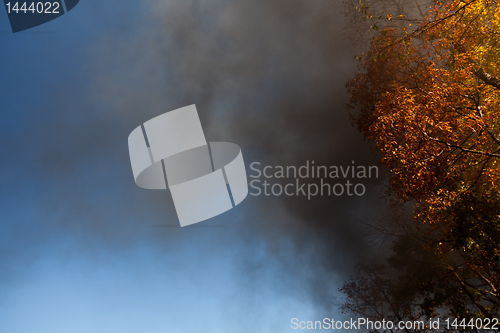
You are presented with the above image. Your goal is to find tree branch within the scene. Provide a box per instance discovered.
[451,270,492,317]
[422,133,500,158]
[474,67,500,90]
[474,104,500,146]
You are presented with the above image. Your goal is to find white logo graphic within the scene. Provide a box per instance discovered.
[128,105,248,227]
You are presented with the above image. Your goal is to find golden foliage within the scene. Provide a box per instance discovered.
[348,0,500,227]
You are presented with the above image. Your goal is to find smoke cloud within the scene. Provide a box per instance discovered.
[84,0,388,307]
[0,0,389,322]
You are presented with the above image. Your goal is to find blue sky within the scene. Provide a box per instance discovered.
[0,1,383,332]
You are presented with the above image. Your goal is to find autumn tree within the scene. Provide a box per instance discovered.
[340,0,500,327]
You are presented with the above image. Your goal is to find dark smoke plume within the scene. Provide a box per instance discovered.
[86,0,389,307]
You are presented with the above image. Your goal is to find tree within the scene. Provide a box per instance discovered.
[340,0,500,326]
[348,0,500,223]
[340,215,499,331]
